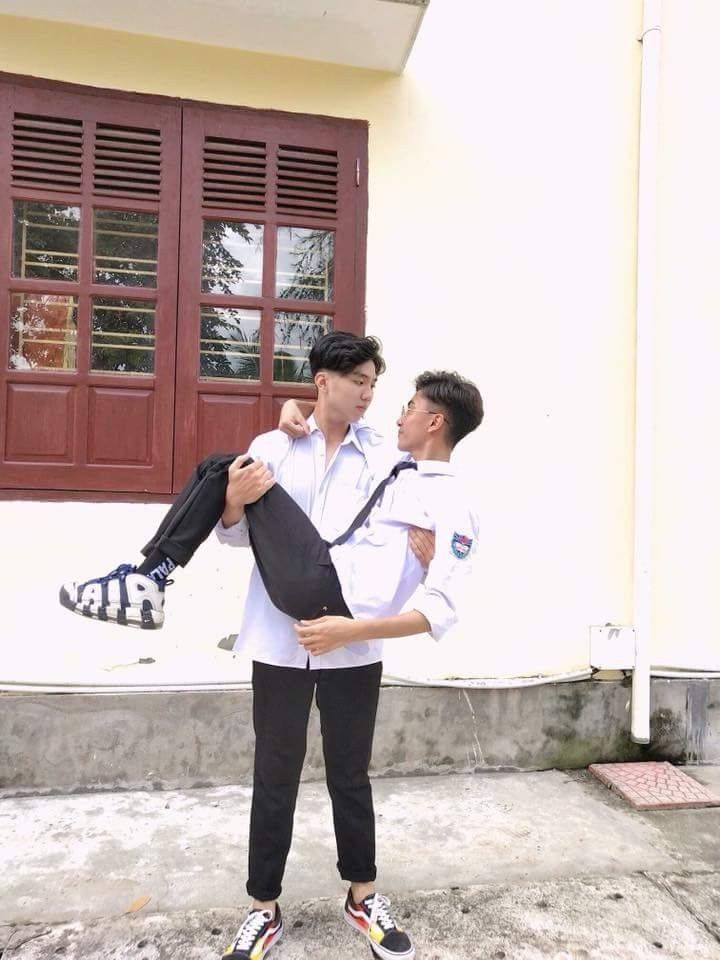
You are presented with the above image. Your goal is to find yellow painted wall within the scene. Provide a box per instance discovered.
[0,2,646,681]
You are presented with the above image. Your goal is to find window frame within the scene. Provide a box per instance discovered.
[0,72,368,500]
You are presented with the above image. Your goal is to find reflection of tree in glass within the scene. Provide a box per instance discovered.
[278,229,333,302]
[10,295,77,370]
[91,301,154,374]
[200,225,264,380]
[273,312,330,383]
[200,309,260,381]
[202,221,263,295]
[273,348,306,383]
[13,202,80,282]
[94,210,158,288]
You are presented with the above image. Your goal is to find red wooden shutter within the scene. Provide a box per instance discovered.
[0,78,181,494]
[172,103,368,490]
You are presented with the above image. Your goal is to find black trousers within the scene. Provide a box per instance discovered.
[142,453,237,566]
[142,456,378,898]
[249,659,382,902]
[141,453,351,621]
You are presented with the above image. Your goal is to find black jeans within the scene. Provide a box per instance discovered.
[142,453,236,566]
[141,453,352,621]
[248,659,382,902]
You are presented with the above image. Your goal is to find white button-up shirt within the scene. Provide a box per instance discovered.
[215,416,394,669]
[330,460,478,643]
[216,420,478,669]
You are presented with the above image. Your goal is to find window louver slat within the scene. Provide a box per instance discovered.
[279,172,338,186]
[203,173,265,185]
[95,124,161,143]
[13,148,82,166]
[93,123,162,199]
[95,166,161,184]
[204,142,266,157]
[13,114,83,135]
[202,137,267,210]
[94,149,160,162]
[13,137,83,155]
[203,158,265,169]
[12,158,81,175]
[94,160,161,176]
[277,145,338,220]
[94,179,161,194]
[11,113,83,192]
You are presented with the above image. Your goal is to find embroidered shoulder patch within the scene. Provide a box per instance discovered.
[451,532,473,559]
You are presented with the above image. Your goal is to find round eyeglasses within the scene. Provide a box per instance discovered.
[400,404,446,421]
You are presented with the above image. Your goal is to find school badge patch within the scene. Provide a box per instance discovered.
[451,532,473,559]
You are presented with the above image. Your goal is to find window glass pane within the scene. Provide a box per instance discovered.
[273,312,332,383]
[12,201,80,281]
[9,293,78,370]
[276,227,334,302]
[200,306,261,380]
[91,297,155,375]
[201,221,263,296]
[94,210,159,287]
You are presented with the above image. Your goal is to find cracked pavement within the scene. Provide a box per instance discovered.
[2,767,719,958]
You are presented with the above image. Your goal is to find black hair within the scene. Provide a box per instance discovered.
[414,370,484,447]
[309,331,386,378]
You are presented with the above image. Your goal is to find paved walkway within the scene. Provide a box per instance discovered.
[2,767,720,958]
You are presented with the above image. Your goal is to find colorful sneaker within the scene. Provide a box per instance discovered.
[344,890,414,960]
[223,905,283,960]
[59,564,165,629]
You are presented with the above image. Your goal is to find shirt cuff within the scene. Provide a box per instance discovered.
[214,515,251,547]
[412,594,457,643]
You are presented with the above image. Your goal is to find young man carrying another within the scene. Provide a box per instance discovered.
[217,344,483,960]
[60,332,483,960]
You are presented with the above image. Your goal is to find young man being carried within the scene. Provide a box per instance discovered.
[61,334,430,630]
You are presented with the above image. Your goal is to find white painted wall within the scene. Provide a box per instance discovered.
[368,0,641,679]
[651,0,720,669]
[1,502,255,687]
[4,1,715,685]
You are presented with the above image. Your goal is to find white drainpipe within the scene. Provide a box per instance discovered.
[631,0,662,743]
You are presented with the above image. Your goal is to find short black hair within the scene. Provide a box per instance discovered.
[309,331,386,378]
[414,370,484,447]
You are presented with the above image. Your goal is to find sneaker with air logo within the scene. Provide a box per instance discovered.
[59,564,165,629]
[223,905,283,960]
[343,890,414,960]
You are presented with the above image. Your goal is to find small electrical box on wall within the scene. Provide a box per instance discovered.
[589,624,636,671]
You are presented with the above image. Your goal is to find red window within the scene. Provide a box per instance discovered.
[0,75,368,497]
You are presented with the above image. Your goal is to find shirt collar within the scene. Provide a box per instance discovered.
[416,459,455,476]
[306,415,366,455]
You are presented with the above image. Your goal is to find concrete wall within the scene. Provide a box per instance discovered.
[1,679,718,797]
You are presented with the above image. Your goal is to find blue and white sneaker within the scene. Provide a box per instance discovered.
[59,564,165,629]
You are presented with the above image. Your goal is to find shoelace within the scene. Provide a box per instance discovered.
[79,563,136,591]
[366,894,397,933]
[231,909,273,951]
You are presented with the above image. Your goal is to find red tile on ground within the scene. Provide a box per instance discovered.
[588,761,720,810]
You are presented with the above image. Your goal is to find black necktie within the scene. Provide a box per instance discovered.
[330,460,417,547]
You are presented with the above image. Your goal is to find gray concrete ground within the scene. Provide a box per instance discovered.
[2,767,719,959]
